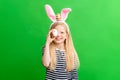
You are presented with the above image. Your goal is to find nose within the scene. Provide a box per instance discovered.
[57,32,60,37]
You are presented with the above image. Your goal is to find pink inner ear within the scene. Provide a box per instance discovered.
[62,9,71,13]
[61,8,71,21]
[45,5,56,22]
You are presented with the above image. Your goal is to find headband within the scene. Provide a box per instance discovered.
[45,4,71,31]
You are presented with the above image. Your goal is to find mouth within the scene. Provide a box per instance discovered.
[55,37,63,41]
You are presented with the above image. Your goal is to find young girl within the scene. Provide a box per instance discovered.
[42,4,80,80]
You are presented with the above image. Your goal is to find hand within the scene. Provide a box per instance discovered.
[46,29,56,45]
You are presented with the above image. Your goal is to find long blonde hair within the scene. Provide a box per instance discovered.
[49,22,80,72]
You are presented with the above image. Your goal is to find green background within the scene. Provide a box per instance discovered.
[0,0,120,80]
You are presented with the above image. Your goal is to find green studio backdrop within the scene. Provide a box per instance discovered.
[0,0,120,80]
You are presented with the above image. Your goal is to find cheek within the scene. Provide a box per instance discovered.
[63,34,67,39]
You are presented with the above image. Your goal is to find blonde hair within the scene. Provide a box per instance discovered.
[49,22,80,72]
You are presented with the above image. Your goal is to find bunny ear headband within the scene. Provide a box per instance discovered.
[45,4,71,31]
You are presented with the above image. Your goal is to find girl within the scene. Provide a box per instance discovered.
[42,4,80,80]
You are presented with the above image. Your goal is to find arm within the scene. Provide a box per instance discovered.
[42,29,55,68]
[42,42,51,68]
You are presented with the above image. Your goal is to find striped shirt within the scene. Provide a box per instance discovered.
[42,48,78,80]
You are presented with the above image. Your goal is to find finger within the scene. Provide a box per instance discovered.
[48,29,55,38]
[48,29,53,34]
[51,36,56,40]
[47,30,52,38]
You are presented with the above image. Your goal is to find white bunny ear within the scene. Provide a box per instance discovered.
[61,8,71,21]
[45,4,56,22]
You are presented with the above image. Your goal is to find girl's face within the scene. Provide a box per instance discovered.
[53,25,67,44]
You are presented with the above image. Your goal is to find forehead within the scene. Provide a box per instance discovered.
[55,25,66,31]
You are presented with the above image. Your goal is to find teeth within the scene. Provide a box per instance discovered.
[56,38,61,40]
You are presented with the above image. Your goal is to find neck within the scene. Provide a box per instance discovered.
[55,43,65,50]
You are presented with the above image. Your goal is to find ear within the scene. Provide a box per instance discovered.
[61,8,71,21]
[45,4,56,22]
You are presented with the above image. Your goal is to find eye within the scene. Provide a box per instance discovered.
[61,31,64,34]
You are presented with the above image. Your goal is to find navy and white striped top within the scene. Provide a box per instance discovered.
[43,48,78,80]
